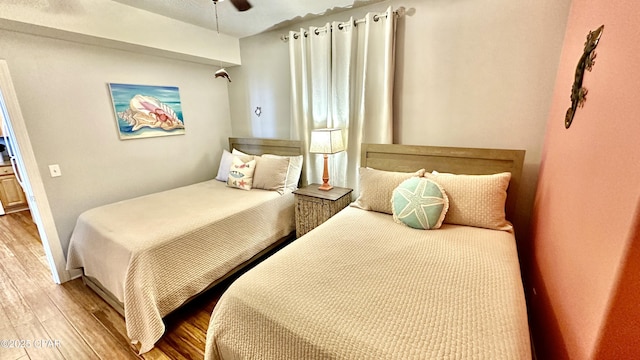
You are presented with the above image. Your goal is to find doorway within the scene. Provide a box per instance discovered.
[0,60,67,283]
[0,132,29,214]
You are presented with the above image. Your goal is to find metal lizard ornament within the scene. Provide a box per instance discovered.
[565,25,604,129]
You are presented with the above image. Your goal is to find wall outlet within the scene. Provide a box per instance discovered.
[48,164,62,177]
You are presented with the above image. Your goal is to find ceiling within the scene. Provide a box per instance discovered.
[112,0,387,38]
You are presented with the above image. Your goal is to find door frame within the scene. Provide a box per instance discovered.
[0,60,68,283]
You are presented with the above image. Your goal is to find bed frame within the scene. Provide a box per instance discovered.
[361,144,525,221]
[83,137,303,317]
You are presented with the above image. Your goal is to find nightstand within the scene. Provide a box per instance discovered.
[293,184,353,238]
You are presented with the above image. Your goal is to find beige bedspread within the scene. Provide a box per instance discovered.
[205,206,530,359]
[66,180,295,353]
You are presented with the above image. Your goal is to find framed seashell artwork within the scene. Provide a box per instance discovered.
[108,83,185,139]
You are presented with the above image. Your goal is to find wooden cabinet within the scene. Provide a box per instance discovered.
[293,184,352,238]
[0,164,28,213]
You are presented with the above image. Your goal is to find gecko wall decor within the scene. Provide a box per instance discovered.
[565,25,604,129]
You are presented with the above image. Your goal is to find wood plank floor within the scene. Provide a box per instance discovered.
[0,210,239,360]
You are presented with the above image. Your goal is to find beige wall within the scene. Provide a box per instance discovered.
[227,0,572,244]
[0,29,232,255]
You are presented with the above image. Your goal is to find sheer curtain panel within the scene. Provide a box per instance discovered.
[288,7,396,191]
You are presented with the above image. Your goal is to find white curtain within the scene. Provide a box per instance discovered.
[289,6,396,191]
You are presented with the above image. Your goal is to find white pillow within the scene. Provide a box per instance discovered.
[232,148,251,158]
[263,154,303,192]
[215,149,234,182]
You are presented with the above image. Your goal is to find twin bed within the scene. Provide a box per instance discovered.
[66,138,303,353]
[67,138,531,358]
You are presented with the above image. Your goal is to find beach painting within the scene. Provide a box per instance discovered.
[108,83,185,139]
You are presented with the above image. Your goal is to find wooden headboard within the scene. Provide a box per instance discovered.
[361,144,525,221]
[229,137,303,157]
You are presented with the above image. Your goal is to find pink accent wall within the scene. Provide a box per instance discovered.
[530,0,640,359]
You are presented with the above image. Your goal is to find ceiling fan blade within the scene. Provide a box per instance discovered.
[229,0,252,11]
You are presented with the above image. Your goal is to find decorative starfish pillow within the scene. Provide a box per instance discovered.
[391,177,449,230]
[227,157,256,190]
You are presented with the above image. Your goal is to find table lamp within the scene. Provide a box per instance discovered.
[309,128,345,191]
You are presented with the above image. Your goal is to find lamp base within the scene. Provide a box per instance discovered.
[318,153,333,191]
[318,183,334,191]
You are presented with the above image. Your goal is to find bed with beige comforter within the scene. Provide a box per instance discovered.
[205,206,531,359]
[66,180,295,353]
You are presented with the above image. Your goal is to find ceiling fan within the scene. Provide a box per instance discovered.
[213,0,252,12]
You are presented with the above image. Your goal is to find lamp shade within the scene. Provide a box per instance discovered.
[309,128,345,154]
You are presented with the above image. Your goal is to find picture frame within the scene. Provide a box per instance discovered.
[108,83,185,139]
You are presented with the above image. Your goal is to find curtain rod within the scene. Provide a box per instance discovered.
[280,7,405,42]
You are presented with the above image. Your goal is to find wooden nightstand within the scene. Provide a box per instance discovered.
[293,184,353,238]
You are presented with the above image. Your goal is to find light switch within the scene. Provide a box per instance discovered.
[49,164,62,177]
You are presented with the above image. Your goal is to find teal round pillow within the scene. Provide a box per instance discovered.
[391,177,449,230]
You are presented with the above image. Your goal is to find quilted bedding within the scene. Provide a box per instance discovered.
[205,206,530,359]
[66,180,295,353]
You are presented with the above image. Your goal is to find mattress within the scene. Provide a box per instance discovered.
[205,206,531,359]
[66,180,295,353]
